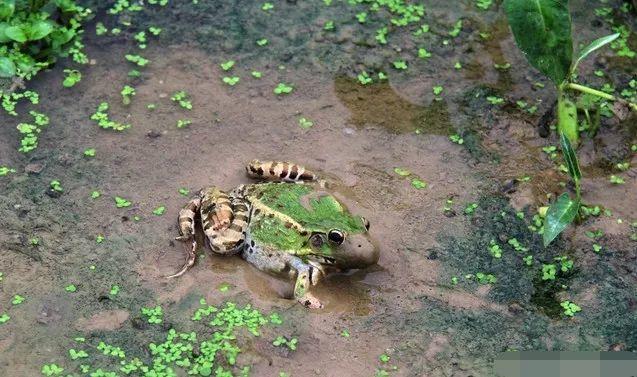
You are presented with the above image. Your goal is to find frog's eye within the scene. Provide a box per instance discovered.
[327,229,345,245]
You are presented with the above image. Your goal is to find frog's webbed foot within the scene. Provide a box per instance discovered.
[169,197,201,278]
[246,160,318,182]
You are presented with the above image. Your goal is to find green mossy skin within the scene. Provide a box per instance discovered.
[247,183,366,254]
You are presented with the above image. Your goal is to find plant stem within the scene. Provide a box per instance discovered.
[566,83,637,111]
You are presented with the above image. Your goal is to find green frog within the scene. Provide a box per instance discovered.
[170,160,378,308]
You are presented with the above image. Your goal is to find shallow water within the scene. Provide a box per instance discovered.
[1,0,636,376]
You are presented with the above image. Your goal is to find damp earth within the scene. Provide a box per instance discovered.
[0,1,636,376]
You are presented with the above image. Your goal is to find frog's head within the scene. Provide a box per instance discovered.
[307,217,379,269]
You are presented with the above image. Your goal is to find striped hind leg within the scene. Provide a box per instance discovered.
[168,196,202,278]
[204,195,251,254]
[245,159,318,182]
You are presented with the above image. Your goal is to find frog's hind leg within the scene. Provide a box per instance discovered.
[202,188,251,255]
[168,196,202,278]
[246,159,317,182]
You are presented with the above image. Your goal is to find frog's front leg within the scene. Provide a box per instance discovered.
[288,257,324,309]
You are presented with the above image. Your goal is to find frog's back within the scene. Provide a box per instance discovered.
[246,182,366,233]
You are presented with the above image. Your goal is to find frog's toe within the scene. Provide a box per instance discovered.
[298,293,323,309]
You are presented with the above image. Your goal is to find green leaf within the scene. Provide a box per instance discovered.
[26,21,54,40]
[0,0,15,20]
[4,25,27,42]
[559,131,581,182]
[0,57,16,78]
[572,33,620,72]
[543,193,579,247]
[504,0,573,85]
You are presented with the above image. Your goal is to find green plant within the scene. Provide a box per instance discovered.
[41,363,64,376]
[120,85,135,105]
[177,119,191,128]
[220,60,235,71]
[178,188,189,196]
[392,60,407,70]
[0,313,10,324]
[125,54,150,67]
[0,166,16,176]
[90,102,130,131]
[141,305,163,324]
[171,90,192,109]
[256,38,268,46]
[476,0,493,10]
[560,300,581,317]
[251,70,262,78]
[65,284,77,292]
[298,117,313,129]
[50,179,62,192]
[272,336,298,351]
[114,196,131,208]
[222,76,240,86]
[542,133,581,246]
[357,71,372,85]
[0,0,89,83]
[69,348,88,360]
[11,294,24,305]
[417,47,431,59]
[274,83,293,95]
[62,69,81,87]
[262,2,274,11]
[488,239,502,258]
[90,190,100,199]
[83,148,95,157]
[504,0,636,145]
[153,206,166,216]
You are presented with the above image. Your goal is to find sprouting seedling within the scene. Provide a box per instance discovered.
[0,166,16,176]
[324,21,335,31]
[609,175,625,185]
[11,294,25,305]
[114,196,132,208]
[262,2,274,11]
[90,102,131,131]
[62,69,82,87]
[178,188,190,196]
[83,148,96,157]
[50,180,63,192]
[256,38,268,46]
[413,24,429,36]
[91,190,101,199]
[356,12,367,23]
[96,22,108,35]
[222,76,240,86]
[220,60,235,71]
[476,0,493,10]
[375,27,388,44]
[298,117,313,129]
[171,91,192,109]
[129,69,141,78]
[449,20,463,37]
[274,83,293,95]
[357,71,373,85]
[251,71,262,78]
[433,86,443,97]
[153,206,166,216]
[134,31,147,49]
[121,85,136,105]
[392,60,407,70]
[560,300,581,317]
[494,62,511,70]
[65,284,77,292]
[141,305,163,324]
[96,234,104,243]
[486,96,504,105]
[177,119,192,128]
[148,26,162,35]
[125,54,150,67]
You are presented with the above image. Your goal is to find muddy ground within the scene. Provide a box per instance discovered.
[0,1,636,376]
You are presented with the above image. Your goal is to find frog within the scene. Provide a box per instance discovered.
[169,159,378,308]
